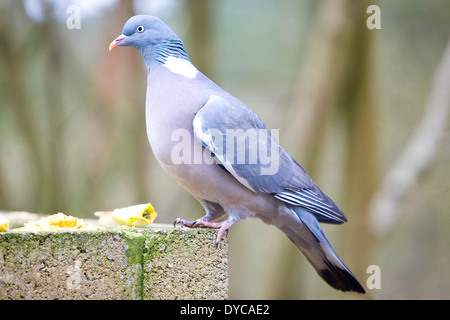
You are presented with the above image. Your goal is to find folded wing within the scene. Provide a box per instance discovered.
[193,94,347,224]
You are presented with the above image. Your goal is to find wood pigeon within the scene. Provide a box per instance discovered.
[109,15,365,294]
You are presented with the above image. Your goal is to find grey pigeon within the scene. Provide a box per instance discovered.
[109,15,365,294]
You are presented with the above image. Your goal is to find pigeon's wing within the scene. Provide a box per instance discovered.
[193,94,346,224]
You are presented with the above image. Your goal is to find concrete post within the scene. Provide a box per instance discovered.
[0,225,228,300]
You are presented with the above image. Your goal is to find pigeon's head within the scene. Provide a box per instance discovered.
[109,15,178,53]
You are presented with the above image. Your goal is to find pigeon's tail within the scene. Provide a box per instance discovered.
[278,206,365,294]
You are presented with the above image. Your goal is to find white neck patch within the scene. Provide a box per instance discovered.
[163,56,198,79]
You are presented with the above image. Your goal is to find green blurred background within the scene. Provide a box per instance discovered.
[1,0,449,299]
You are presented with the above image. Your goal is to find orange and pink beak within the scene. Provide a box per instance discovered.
[109,34,128,51]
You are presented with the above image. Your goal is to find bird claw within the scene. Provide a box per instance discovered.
[173,218,184,228]
[173,217,234,246]
[173,218,221,229]
[215,229,229,247]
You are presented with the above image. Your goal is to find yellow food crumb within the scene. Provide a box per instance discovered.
[13,212,103,232]
[0,216,9,232]
[111,203,157,227]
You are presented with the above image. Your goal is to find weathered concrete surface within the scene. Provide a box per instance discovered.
[143,228,228,299]
[0,225,228,300]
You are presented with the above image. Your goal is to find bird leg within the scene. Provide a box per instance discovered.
[174,217,234,246]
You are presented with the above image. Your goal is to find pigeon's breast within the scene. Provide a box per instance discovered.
[144,67,209,170]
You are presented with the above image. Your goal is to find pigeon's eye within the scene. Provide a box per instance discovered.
[137,25,144,33]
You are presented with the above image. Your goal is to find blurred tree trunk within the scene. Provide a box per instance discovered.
[0,2,48,211]
[340,0,380,282]
[369,39,450,236]
[40,3,65,213]
[186,0,213,77]
[277,0,380,297]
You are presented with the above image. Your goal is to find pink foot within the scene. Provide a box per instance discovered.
[174,217,234,246]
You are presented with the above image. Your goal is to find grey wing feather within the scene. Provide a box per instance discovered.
[193,94,347,224]
[275,185,347,224]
